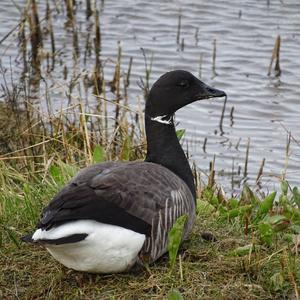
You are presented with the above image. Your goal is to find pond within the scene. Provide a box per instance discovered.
[0,0,299,193]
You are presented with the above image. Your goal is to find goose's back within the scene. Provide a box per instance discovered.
[39,161,195,262]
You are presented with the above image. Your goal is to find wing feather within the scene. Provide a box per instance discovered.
[141,186,195,262]
[37,161,195,261]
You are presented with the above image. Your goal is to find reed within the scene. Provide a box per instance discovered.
[111,41,122,152]
[194,27,199,46]
[212,38,217,77]
[176,10,181,45]
[65,0,74,24]
[86,0,92,19]
[0,19,24,46]
[83,31,91,65]
[124,56,133,99]
[243,137,250,178]
[203,137,207,153]
[235,137,241,150]
[46,0,56,70]
[1,0,147,169]
[28,0,43,72]
[282,132,291,180]
[72,17,79,60]
[229,106,234,127]
[208,155,216,188]
[18,18,28,75]
[198,53,203,78]
[138,48,153,100]
[256,157,265,184]
[93,8,102,95]
[231,158,235,190]
[219,95,228,134]
[180,37,185,51]
[268,35,281,77]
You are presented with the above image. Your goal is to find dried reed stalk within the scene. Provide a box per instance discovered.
[268,35,281,77]
[93,8,102,95]
[243,138,250,178]
[176,11,181,44]
[28,0,43,71]
[86,0,92,19]
[212,38,217,77]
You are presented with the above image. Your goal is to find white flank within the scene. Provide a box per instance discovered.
[32,220,146,273]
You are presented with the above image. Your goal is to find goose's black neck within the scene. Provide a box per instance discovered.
[144,114,196,199]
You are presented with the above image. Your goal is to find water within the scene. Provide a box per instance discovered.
[1,0,300,193]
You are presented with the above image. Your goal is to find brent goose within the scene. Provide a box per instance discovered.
[22,70,226,273]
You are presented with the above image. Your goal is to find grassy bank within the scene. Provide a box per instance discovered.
[1,136,300,299]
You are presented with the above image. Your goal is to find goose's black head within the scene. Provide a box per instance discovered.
[146,70,226,121]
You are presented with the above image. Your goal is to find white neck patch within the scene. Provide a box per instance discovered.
[150,115,173,125]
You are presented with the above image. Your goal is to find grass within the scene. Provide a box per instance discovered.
[1,154,300,299]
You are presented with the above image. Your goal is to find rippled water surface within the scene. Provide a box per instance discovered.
[1,0,299,192]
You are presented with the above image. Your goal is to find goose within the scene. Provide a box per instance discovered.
[22,70,226,273]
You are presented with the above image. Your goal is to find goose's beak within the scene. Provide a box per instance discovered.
[204,86,226,99]
[195,81,226,100]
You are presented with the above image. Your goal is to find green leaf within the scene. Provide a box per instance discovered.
[176,129,185,141]
[211,196,220,207]
[168,289,184,300]
[228,198,239,209]
[258,222,274,246]
[279,194,288,206]
[292,207,300,221]
[283,206,300,224]
[292,187,300,208]
[196,199,215,215]
[265,215,287,225]
[227,208,240,219]
[218,205,228,217]
[93,145,105,163]
[239,205,253,215]
[232,244,257,256]
[281,181,288,195]
[264,215,290,231]
[221,205,252,221]
[168,214,188,269]
[240,185,259,206]
[255,192,276,222]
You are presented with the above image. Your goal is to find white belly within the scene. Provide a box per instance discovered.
[32,220,146,273]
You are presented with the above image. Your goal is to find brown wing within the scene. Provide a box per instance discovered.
[38,161,195,260]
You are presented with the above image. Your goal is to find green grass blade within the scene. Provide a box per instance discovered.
[167,289,184,300]
[167,214,187,269]
[93,145,105,163]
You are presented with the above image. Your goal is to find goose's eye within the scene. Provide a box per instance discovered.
[178,80,189,88]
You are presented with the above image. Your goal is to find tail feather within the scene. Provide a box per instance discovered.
[21,232,88,245]
[21,233,35,243]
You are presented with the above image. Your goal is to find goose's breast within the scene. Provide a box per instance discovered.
[33,220,146,273]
